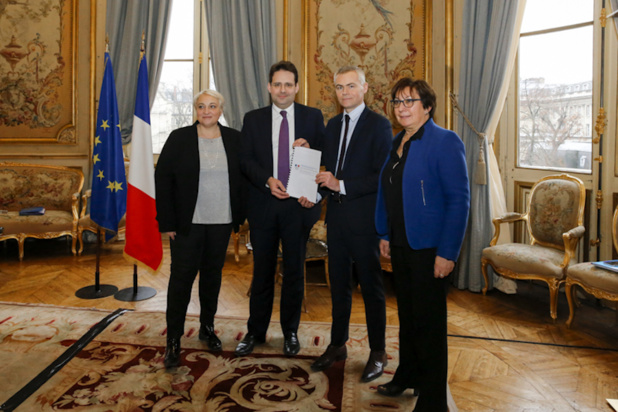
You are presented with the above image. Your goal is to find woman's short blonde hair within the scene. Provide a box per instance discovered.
[193,89,225,111]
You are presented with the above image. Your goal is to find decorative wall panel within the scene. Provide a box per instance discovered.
[0,0,76,144]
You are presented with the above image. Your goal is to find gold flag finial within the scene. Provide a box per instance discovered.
[140,31,145,60]
[105,34,109,53]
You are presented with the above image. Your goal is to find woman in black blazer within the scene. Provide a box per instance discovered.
[155,89,244,368]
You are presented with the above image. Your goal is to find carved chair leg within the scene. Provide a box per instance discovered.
[565,282,575,328]
[481,259,490,295]
[324,258,330,289]
[232,232,240,263]
[548,281,559,322]
[71,234,77,255]
[18,235,25,261]
[77,229,84,255]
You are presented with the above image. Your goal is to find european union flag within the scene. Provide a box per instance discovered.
[90,52,126,238]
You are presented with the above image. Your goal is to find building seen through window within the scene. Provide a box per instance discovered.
[518,0,593,172]
[150,1,220,154]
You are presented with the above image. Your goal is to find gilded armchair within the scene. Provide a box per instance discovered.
[481,174,586,321]
[565,206,618,328]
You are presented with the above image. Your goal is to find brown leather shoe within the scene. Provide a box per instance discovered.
[361,350,387,382]
[311,344,347,371]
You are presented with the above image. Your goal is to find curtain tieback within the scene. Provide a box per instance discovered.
[450,92,487,186]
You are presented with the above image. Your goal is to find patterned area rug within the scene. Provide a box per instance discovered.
[0,302,421,411]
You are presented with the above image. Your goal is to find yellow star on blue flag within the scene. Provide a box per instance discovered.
[90,51,126,239]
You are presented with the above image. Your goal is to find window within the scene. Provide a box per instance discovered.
[151,1,219,154]
[517,0,593,172]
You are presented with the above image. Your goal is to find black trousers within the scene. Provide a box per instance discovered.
[390,245,448,412]
[247,201,310,339]
[166,223,232,339]
[327,221,386,350]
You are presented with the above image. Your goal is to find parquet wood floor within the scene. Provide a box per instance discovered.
[1,237,617,411]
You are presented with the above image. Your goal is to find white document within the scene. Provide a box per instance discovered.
[608,399,618,411]
[286,146,321,201]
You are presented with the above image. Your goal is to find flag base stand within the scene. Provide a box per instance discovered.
[76,284,119,299]
[114,264,157,302]
[114,286,156,301]
[76,228,118,299]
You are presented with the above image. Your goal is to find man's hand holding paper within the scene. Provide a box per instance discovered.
[286,146,321,201]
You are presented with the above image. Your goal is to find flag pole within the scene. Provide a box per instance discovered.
[115,31,157,302]
[76,228,118,299]
[76,35,122,299]
[115,264,156,301]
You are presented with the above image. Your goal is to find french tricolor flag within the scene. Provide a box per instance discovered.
[124,54,163,273]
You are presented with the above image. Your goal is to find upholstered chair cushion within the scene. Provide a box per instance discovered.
[1,211,75,234]
[482,243,566,279]
[567,263,618,294]
[529,179,583,247]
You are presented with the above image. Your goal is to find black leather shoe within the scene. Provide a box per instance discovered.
[311,344,347,371]
[199,324,222,352]
[164,337,181,368]
[234,333,264,357]
[283,332,300,357]
[361,350,387,382]
[377,381,419,397]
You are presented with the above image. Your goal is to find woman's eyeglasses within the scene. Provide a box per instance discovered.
[390,98,421,108]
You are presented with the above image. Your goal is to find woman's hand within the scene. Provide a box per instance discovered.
[165,231,176,241]
[434,256,454,278]
[379,239,391,259]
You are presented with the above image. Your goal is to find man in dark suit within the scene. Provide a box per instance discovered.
[235,61,325,357]
[311,66,392,382]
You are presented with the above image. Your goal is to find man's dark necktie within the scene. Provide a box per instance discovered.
[278,110,289,186]
[336,114,350,178]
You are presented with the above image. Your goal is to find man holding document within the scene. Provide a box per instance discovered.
[237,61,325,357]
[311,65,392,382]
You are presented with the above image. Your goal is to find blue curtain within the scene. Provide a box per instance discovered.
[204,0,277,130]
[452,0,524,292]
[106,0,173,144]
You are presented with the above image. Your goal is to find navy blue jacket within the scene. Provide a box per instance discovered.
[321,107,392,234]
[240,102,325,229]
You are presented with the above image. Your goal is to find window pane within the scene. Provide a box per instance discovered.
[163,0,194,60]
[518,26,593,172]
[151,62,194,154]
[521,0,593,33]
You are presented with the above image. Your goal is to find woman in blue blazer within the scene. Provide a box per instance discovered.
[155,90,245,368]
[375,78,470,410]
